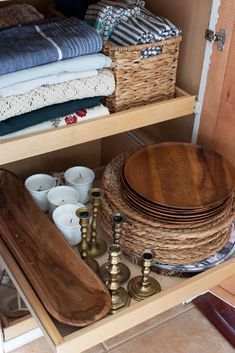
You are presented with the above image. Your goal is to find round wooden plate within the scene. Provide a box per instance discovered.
[123,142,235,209]
[121,186,229,223]
[121,195,224,224]
[120,172,229,216]
[121,183,229,220]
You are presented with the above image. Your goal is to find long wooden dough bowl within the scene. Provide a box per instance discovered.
[0,169,111,327]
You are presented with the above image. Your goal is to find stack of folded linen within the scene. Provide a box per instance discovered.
[0,4,115,137]
[0,103,110,140]
[85,0,181,57]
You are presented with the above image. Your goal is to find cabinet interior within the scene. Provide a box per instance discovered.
[0,0,211,176]
[1,2,235,352]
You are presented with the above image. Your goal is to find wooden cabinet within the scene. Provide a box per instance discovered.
[0,1,234,352]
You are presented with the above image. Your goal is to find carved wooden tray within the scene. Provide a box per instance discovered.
[0,169,111,327]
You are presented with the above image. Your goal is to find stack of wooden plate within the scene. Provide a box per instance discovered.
[121,143,234,224]
[101,143,235,265]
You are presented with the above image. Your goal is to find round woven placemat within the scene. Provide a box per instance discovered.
[101,201,231,249]
[101,150,235,265]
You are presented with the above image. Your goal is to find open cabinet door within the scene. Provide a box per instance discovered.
[198,0,235,167]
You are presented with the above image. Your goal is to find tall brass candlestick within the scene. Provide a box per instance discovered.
[128,249,161,301]
[112,212,124,245]
[106,244,130,314]
[99,212,130,284]
[87,188,107,258]
[76,207,99,273]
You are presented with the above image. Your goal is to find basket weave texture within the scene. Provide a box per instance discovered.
[101,150,235,265]
[102,36,182,112]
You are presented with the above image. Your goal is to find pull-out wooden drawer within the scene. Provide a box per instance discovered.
[0,236,234,353]
[0,88,195,165]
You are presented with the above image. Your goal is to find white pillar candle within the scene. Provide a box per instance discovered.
[64,166,95,204]
[56,212,80,227]
[25,174,58,212]
[52,203,84,246]
[47,186,80,216]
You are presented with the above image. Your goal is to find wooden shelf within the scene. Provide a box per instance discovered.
[0,88,195,165]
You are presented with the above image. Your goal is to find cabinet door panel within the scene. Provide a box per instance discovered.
[198,0,235,167]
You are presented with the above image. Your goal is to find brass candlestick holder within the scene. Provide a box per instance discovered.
[111,212,125,245]
[87,188,107,258]
[76,207,99,273]
[106,244,130,314]
[99,212,130,284]
[128,249,161,301]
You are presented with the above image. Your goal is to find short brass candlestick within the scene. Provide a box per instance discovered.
[99,212,130,284]
[128,249,161,301]
[106,244,130,314]
[76,207,99,273]
[87,188,107,258]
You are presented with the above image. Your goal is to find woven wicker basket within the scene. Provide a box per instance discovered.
[100,150,235,265]
[102,36,182,112]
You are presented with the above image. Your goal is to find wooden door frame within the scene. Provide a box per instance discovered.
[197,0,235,148]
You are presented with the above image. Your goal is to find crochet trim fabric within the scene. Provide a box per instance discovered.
[0,70,115,121]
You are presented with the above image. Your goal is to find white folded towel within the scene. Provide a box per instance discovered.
[0,53,112,89]
[0,70,98,97]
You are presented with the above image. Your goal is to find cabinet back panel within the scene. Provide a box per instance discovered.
[145,0,212,95]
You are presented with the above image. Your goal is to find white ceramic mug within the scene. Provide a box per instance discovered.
[47,185,80,217]
[52,203,84,246]
[63,166,95,204]
[25,174,58,212]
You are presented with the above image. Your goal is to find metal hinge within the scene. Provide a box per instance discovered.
[205,28,226,51]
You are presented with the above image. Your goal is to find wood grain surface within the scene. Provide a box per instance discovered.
[121,185,229,223]
[124,142,235,209]
[0,169,111,327]
[121,173,230,216]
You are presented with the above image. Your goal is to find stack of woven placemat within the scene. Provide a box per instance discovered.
[100,143,235,265]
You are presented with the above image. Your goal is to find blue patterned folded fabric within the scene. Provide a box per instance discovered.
[0,17,102,75]
[111,7,181,47]
[85,0,140,40]
[122,0,145,7]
